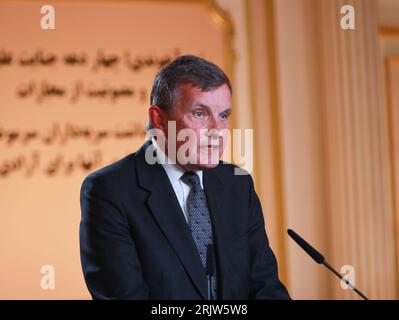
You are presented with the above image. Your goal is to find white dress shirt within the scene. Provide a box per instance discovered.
[152,138,204,223]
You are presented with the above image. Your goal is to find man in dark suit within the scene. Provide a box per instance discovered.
[79,55,289,299]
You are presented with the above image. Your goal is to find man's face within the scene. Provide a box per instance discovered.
[166,83,232,171]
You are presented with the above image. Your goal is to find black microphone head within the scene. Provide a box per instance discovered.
[287,229,325,264]
[206,244,214,276]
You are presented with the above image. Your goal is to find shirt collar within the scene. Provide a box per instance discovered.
[151,137,204,189]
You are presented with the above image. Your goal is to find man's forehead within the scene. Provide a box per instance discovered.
[178,82,230,95]
[192,102,232,113]
[178,83,231,103]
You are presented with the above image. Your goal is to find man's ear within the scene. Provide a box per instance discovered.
[149,105,167,131]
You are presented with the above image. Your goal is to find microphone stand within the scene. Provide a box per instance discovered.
[322,260,368,300]
[288,229,369,300]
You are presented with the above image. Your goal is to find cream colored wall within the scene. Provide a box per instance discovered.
[245,0,288,286]
[231,0,399,299]
[217,0,331,299]
[379,0,399,301]
[273,0,331,299]
[216,0,253,132]
[379,0,399,27]
[216,0,290,290]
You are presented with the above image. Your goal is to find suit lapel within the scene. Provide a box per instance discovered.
[135,142,208,299]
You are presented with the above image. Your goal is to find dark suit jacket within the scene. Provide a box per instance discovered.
[79,141,290,299]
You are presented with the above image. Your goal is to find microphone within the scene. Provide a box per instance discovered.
[206,244,215,300]
[287,229,369,300]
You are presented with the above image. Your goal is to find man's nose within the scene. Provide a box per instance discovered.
[208,115,223,131]
[205,118,223,139]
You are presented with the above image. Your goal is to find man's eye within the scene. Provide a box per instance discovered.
[220,113,229,120]
[194,111,205,119]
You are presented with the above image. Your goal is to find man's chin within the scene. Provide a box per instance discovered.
[180,161,220,171]
[197,162,220,170]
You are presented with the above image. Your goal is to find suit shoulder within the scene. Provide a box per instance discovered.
[81,152,137,190]
[214,161,253,187]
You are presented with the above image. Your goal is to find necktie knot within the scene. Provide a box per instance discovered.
[181,171,201,191]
